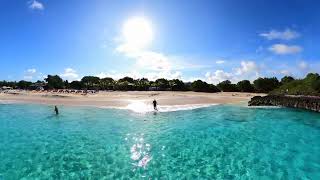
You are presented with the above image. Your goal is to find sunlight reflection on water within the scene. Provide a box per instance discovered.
[126,133,152,169]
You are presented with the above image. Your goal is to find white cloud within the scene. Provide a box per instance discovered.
[235,61,259,76]
[205,70,233,84]
[145,71,182,81]
[215,60,225,64]
[115,18,168,71]
[96,70,182,81]
[260,29,300,40]
[185,77,206,83]
[264,60,319,78]
[115,17,203,78]
[205,61,260,84]
[60,68,79,81]
[96,71,140,80]
[23,68,37,80]
[279,70,292,76]
[269,44,302,55]
[116,40,209,73]
[96,72,112,79]
[136,51,171,71]
[116,41,172,71]
[28,0,44,11]
[27,68,36,74]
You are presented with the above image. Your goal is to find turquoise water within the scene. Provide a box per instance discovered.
[1,104,320,179]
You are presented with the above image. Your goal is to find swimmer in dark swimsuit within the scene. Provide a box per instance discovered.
[153,99,158,111]
[54,106,59,115]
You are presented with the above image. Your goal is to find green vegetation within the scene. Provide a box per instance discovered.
[169,79,186,91]
[191,80,219,92]
[17,80,32,89]
[44,75,64,89]
[271,73,320,96]
[217,80,238,92]
[237,80,255,92]
[253,77,281,93]
[280,76,295,84]
[81,76,100,90]
[1,72,320,96]
[69,81,83,90]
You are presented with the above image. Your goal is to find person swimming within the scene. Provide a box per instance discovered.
[54,106,59,115]
[153,99,158,111]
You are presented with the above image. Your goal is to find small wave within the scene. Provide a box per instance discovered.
[0,100,22,104]
[101,101,217,113]
[247,105,282,109]
[157,104,216,112]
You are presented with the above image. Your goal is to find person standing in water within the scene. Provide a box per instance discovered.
[153,99,158,111]
[54,106,59,115]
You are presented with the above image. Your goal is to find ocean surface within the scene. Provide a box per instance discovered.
[1,102,320,179]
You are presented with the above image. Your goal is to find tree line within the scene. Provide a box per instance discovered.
[1,73,319,94]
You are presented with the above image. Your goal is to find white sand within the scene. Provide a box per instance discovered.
[0,91,265,108]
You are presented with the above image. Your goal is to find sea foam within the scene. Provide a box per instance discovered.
[115,101,217,113]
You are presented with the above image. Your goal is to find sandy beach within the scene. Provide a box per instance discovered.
[0,91,264,108]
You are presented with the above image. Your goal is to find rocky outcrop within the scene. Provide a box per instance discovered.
[248,95,320,112]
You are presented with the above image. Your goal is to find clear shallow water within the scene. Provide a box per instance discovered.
[1,104,320,179]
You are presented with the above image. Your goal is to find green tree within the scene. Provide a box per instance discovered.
[45,75,64,89]
[70,81,83,89]
[64,80,70,89]
[306,73,320,80]
[115,81,134,91]
[253,77,280,93]
[81,76,100,89]
[272,73,320,95]
[155,78,170,90]
[191,80,208,92]
[169,79,186,91]
[208,84,220,92]
[191,80,220,92]
[135,78,150,91]
[100,77,114,90]
[0,81,17,88]
[305,73,320,84]
[281,76,295,84]
[312,79,320,92]
[236,80,254,92]
[115,77,135,90]
[217,80,238,92]
[307,73,320,92]
[118,77,134,83]
[17,80,32,89]
[184,82,192,91]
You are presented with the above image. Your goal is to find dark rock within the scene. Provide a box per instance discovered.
[248,95,320,112]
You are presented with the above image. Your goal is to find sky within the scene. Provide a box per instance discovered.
[0,0,320,84]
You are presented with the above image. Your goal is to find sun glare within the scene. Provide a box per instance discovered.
[122,17,153,50]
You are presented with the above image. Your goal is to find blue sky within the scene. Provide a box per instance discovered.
[0,0,319,83]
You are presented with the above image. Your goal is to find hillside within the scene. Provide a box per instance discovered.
[271,73,320,96]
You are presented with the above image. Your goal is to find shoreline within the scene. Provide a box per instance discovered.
[0,91,265,109]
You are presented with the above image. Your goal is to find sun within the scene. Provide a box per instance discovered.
[122,17,153,50]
